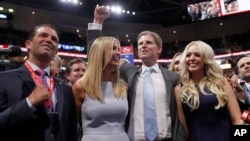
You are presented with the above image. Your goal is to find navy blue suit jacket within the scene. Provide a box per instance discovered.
[0,65,77,141]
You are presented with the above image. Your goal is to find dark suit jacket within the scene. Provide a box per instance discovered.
[87,29,102,58]
[87,29,186,141]
[237,89,250,113]
[120,62,186,141]
[0,66,77,141]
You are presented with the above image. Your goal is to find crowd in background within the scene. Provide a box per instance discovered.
[0,4,250,141]
[0,27,86,54]
[1,27,249,80]
[0,26,249,83]
[1,27,250,59]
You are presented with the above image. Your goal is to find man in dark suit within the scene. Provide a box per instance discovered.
[119,31,186,141]
[87,5,186,141]
[0,24,77,141]
[231,55,250,112]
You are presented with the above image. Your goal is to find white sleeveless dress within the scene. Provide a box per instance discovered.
[81,81,129,141]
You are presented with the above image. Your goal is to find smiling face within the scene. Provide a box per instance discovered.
[66,62,86,85]
[108,40,121,67]
[26,26,59,66]
[185,44,205,75]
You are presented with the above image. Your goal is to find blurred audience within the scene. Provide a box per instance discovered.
[168,52,182,73]
[65,58,87,86]
[50,54,62,77]
[1,27,250,59]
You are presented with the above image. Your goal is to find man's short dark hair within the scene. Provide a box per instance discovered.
[65,58,86,74]
[27,23,59,42]
[234,55,250,74]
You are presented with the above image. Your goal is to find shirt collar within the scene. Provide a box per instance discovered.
[142,63,160,74]
[26,60,51,76]
[245,83,250,89]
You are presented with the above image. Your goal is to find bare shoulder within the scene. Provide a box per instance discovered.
[174,84,182,96]
[72,80,84,96]
[174,84,181,91]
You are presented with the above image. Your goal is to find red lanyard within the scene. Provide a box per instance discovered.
[24,61,55,109]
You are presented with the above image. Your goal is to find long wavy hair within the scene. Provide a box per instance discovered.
[79,36,127,102]
[180,40,228,110]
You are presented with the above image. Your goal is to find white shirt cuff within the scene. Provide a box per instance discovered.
[238,98,245,103]
[88,23,102,30]
[26,98,36,112]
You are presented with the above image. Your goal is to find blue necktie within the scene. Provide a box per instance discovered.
[143,67,158,141]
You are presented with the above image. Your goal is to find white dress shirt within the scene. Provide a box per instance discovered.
[134,63,171,140]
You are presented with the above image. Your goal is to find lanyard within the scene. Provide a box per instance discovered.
[24,61,55,109]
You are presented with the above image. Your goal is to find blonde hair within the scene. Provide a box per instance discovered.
[180,40,228,110]
[169,52,182,72]
[79,36,127,102]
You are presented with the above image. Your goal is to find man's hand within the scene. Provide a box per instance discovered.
[94,4,110,24]
[230,74,243,92]
[28,85,51,107]
[230,74,245,100]
[119,59,130,66]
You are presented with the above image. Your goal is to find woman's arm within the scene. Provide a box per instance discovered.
[72,81,85,122]
[224,78,244,125]
[174,84,188,136]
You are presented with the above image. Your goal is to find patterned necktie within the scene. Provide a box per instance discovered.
[36,69,49,89]
[36,69,52,110]
[143,67,158,141]
[244,84,250,105]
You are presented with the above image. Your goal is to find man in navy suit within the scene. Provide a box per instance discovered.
[87,5,186,141]
[231,55,250,112]
[0,24,77,141]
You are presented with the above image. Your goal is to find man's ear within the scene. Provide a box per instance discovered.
[157,46,162,56]
[65,73,70,79]
[25,40,31,51]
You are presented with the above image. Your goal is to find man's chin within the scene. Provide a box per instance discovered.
[139,56,150,61]
[40,52,54,60]
[139,55,147,59]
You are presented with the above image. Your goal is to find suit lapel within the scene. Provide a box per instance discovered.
[18,65,50,126]
[243,84,250,105]
[54,79,65,121]
[160,67,172,106]
[127,68,140,137]
[128,68,141,111]
[17,66,36,99]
